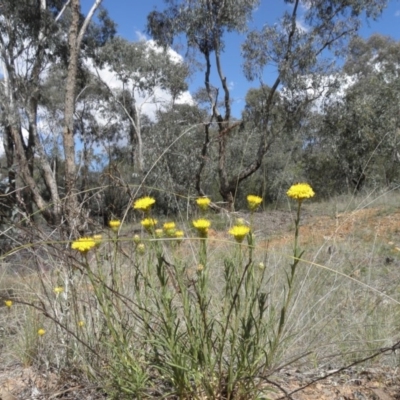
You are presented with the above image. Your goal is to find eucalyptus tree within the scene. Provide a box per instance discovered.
[147,0,387,209]
[94,37,189,177]
[242,1,388,193]
[304,34,400,194]
[41,62,118,194]
[0,0,114,231]
[147,0,260,208]
[238,86,305,202]
[61,0,115,234]
[0,0,67,223]
[145,103,208,211]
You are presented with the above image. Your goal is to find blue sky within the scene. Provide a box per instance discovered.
[87,0,400,117]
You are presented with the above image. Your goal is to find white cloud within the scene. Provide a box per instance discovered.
[281,73,357,113]
[135,30,148,41]
[144,38,184,64]
[296,18,309,32]
[176,91,194,105]
[87,40,193,121]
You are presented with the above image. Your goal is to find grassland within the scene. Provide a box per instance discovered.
[1,188,400,399]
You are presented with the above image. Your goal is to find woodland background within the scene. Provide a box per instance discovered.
[0,0,398,235]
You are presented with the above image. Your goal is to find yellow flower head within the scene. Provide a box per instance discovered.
[247,195,262,211]
[133,234,141,244]
[133,196,156,212]
[236,218,246,226]
[53,286,64,295]
[4,300,13,308]
[192,219,211,238]
[38,328,46,336]
[229,225,251,243]
[137,243,146,255]
[78,320,85,327]
[155,229,163,238]
[286,183,315,201]
[163,222,176,231]
[196,197,211,211]
[108,220,121,232]
[175,230,184,239]
[163,221,176,237]
[71,237,96,253]
[141,218,158,232]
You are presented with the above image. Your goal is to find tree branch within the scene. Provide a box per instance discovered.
[214,39,230,123]
[234,0,301,186]
[55,0,71,22]
[77,0,102,49]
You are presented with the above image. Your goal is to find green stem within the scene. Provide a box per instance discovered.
[111,233,119,292]
[270,200,303,364]
[293,200,302,262]
[217,258,252,391]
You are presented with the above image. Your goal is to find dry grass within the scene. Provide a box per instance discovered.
[1,190,400,398]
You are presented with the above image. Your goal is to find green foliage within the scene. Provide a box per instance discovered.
[301,34,400,197]
[147,0,260,53]
[147,104,208,200]
[97,37,189,99]
[242,0,387,84]
[0,0,395,228]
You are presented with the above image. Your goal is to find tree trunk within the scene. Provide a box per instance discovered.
[63,0,82,234]
[63,0,102,235]
[26,102,62,225]
[4,126,16,204]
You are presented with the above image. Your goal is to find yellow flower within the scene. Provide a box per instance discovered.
[174,230,184,243]
[247,195,262,211]
[133,234,141,244]
[163,222,176,231]
[78,320,85,327]
[175,230,184,239]
[163,221,176,237]
[196,197,211,211]
[71,237,96,253]
[53,286,64,294]
[229,225,251,243]
[236,218,246,226]
[141,218,158,232]
[133,196,156,212]
[155,229,164,238]
[192,219,211,238]
[38,328,46,336]
[108,220,121,232]
[4,300,12,307]
[286,183,315,201]
[137,243,146,255]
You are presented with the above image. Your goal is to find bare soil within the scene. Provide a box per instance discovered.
[1,364,400,399]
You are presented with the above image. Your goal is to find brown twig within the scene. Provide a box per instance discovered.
[276,340,400,399]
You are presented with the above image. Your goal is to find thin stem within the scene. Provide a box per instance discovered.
[270,200,303,364]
